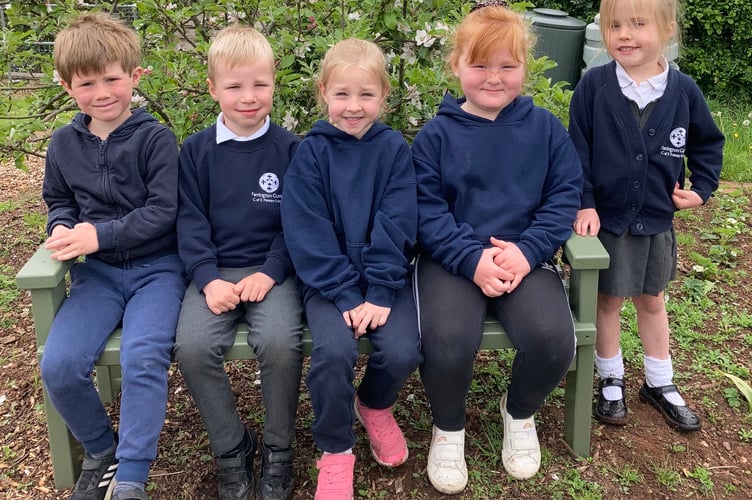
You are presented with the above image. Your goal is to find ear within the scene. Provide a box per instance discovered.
[130,66,144,86]
[60,80,73,96]
[207,78,219,102]
[665,21,676,41]
[318,83,329,104]
[450,61,460,78]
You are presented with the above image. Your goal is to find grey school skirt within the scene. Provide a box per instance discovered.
[598,228,677,297]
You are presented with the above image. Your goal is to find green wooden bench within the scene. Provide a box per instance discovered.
[16,234,609,489]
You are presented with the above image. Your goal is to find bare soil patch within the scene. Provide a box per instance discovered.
[1,157,751,499]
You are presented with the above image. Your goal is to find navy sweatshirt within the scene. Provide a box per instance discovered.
[177,123,300,292]
[43,108,179,264]
[281,120,417,313]
[569,61,724,236]
[412,92,583,282]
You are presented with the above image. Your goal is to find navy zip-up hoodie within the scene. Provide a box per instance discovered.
[43,108,180,264]
[412,92,582,282]
[177,123,300,292]
[281,120,417,313]
[569,61,724,236]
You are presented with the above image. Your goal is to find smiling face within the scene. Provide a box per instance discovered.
[602,0,675,82]
[320,65,386,139]
[208,59,275,137]
[61,61,142,137]
[453,46,525,121]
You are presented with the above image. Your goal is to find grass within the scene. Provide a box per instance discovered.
[709,98,752,183]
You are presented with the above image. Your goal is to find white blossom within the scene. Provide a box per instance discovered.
[282,111,299,131]
[131,94,147,107]
[401,43,416,64]
[348,12,361,21]
[415,29,436,48]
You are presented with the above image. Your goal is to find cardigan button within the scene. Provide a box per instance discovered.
[636,154,644,161]
[633,181,640,188]
[648,128,656,136]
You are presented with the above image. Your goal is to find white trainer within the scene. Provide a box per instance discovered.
[500,393,541,480]
[426,425,468,494]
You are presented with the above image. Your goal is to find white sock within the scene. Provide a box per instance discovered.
[323,448,353,456]
[644,355,686,406]
[595,350,625,401]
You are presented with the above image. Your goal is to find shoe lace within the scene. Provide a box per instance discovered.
[320,460,352,488]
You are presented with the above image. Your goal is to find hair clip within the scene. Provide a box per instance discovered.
[470,0,509,12]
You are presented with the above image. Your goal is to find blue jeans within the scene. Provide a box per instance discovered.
[40,254,186,483]
[304,285,422,453]
[174,268,304,455]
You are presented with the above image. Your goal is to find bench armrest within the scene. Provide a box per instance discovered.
[16,245,75,348]
[562,233,610,337]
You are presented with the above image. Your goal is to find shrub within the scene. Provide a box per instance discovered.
[0,0,572,168]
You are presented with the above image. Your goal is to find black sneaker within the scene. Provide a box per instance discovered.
[70,451,118,500]
[110,485,148,500]
[217,429,258,500]
[258,443,295,500]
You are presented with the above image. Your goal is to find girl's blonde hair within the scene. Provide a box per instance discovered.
[599,0,679,54]
[207,24,275,81]
[448,6,533,70]
[54,12,141,84]
[315,38,391,111]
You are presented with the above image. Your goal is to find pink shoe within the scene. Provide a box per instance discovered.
[315,453,355,500]
[354,397,408,467]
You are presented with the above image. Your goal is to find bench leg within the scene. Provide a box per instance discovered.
[563,343,595,457]
[42,386,84,489]
[95,365,122,404]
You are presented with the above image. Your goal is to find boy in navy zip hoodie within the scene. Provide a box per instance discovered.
[40,12,186,500]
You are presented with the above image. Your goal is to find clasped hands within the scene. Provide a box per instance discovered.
[473,237,531,297]
[203,273,275,315]
[343,302,391,339]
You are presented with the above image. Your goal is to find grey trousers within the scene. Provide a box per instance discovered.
[174,267,304,455]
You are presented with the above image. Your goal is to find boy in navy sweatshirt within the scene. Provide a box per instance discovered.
[174,25,303,500]
[40,12,186,500]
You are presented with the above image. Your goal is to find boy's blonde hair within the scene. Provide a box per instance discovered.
[448,6,532,70]
[207,24,275,81]
[54,12,141,84]
[314,38,391,111]
[599,0,679,53]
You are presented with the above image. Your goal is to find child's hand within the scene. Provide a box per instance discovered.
[44,222,99,261]
[672,183,703,209]
[203,279,241,315]
[473,247,515,297]
[490,237,531,293]
[234,272,274,303]
[343,302,391,338]
[574,208,600,236]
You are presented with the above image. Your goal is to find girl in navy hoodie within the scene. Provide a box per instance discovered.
[280,38,421,499]
[412,4,582,493]
[569,0,723,432]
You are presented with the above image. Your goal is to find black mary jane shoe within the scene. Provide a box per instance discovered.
[639,383,702,432]
[594,377,629,425]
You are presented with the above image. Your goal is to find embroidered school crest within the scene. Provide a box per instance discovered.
[259,173,280,193]
[669,127,686,148]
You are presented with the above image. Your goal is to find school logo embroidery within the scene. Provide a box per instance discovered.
[661,127,687,159]
[669,127,687,148]
[252,173,282,204]
[259,173,280,193]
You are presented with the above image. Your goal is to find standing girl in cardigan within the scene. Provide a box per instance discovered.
[569,0,724,431]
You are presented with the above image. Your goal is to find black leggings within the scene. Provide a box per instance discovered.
[414,255,575,430]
